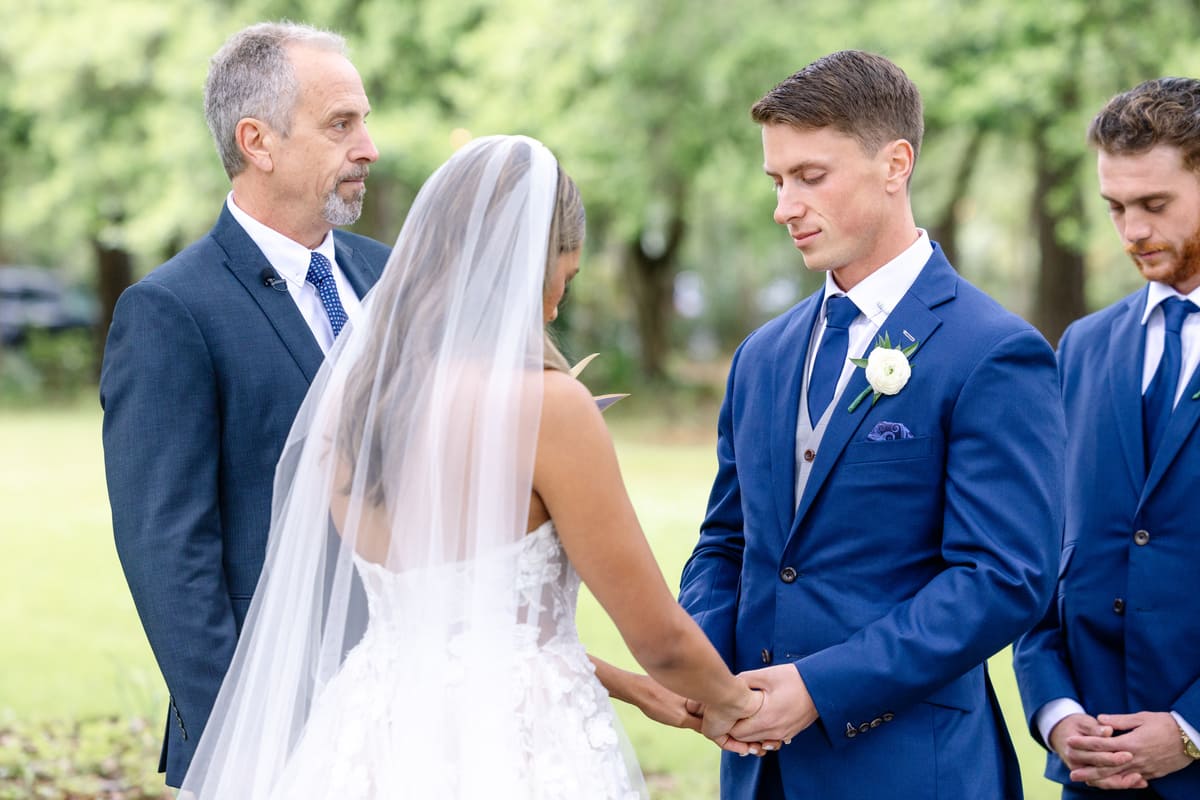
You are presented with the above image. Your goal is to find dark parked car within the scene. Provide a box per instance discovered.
[0,266,98,347]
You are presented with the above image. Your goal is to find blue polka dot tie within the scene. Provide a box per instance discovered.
[1143,296,1198,467]
[306,251,348,339]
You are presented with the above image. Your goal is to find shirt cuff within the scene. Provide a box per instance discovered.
[1172,711,1200,746]
[1035,697,1087,746]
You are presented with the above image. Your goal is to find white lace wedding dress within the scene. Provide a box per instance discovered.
[265,520,646,799]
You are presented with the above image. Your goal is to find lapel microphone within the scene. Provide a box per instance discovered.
[261,268,289,293]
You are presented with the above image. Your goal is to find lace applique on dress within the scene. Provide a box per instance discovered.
[265,522,645,800]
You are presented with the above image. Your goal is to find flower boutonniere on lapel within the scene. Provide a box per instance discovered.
[846,332,920,412]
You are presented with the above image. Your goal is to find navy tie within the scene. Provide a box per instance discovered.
[306,251,348,338]
[1143,296,1198,466]
[808,295,860,426]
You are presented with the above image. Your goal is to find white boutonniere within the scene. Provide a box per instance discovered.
[846,333,919,412]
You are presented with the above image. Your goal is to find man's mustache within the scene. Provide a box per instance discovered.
[1125,241,1170,256]
[339,167,370,183]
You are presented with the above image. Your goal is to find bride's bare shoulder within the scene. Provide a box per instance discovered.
[539,368,607,437]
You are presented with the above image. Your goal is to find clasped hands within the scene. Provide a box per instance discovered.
[1049,711,1193,790]
[686,665,820,756]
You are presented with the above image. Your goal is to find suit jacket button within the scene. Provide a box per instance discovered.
[858,722,871,733]
[780,567,798,583]
[870,717,882,728]
[844,723,858,739]
[882,712,895,722]
[1113,597,1125,615]
[803,448,816,463]
[761,649,772,664]
[1134,529,1150,546]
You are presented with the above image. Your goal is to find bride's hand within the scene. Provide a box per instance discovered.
[701,682,768,754]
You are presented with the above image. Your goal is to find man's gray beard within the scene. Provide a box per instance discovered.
[323,188,364,227]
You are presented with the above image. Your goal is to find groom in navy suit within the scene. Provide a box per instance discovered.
[1014,78,1200,799]
[100,23,389,787]
[679,50,1066,798]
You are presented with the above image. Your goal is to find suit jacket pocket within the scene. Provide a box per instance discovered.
[842,435,933,465]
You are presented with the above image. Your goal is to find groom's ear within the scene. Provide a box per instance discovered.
[881,139,915,193]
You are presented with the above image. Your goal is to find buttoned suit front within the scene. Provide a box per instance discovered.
[100,206,388,786]
[680,245,1066,799]
[1014,286,1200,799]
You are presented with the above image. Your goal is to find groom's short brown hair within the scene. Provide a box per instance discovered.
[751,50,924,165]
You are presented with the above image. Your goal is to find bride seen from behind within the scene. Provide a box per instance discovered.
[180,134,761,799]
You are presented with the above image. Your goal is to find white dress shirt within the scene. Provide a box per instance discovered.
[1140,280,1200,404]
[804,230,933,395]
[1034,279,1200,747]
[226,192,363,354]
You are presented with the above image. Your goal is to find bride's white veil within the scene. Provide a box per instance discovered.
[180,135,574,797]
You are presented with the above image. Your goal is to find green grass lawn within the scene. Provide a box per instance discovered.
[0,400,1061,798]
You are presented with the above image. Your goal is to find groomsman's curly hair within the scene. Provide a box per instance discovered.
[1088,78,1200,172]
[751,50,924,169]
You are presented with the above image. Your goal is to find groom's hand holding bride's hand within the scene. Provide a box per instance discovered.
[693,679,768,757]
[727,665,818,745]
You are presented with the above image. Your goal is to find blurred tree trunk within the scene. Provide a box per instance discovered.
[1030,123,1086,348]
[93,238,133,369]
[927,127,985,267]
[625,212,686,382]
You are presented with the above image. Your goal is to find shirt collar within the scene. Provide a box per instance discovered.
[1141,280,1200,325]
[822,229,932,322]
[225,192,337,288]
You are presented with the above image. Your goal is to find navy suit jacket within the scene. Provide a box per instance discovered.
[1014,286,1200,798]
[100,206,389,786]
[680,246,1066,799]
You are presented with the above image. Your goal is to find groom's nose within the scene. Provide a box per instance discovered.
[774,189,807,226]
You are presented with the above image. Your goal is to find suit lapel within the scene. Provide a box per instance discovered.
[1106,290,1148,494]
[770,293,822,537]
[333,232,382,300]
[1143,355,1200,502]
[211,206,325,383]
[791,248,954,537]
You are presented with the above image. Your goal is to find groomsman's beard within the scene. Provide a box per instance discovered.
[323,171,369,226]
[1127,221,1200,290]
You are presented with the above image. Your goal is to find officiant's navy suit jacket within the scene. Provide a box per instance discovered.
[100,206,387,787]
[680,245,1066,799]
[1014,286,1200,798]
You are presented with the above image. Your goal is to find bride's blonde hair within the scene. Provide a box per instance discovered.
[543,166,584,373]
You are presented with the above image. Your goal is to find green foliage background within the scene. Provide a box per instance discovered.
[6,0,1200,376]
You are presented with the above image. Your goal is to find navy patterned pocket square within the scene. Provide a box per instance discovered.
[866,421,913,441]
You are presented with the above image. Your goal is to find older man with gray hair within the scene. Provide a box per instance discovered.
[100,21,390,786]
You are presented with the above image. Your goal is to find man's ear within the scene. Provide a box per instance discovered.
[235,117,275,173]
[882,139,915,193]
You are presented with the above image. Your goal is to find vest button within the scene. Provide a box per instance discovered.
[761,649,772,664]
[780,567,798,583]
[1134,529,1150,546]
[1113,597,1126,615]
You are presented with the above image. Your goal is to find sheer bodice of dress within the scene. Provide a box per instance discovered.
[264,521,646,799]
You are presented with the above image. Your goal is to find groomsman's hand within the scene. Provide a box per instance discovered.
[1048,713,1124,772]
[1067,712,1190,789]
[727,665,818,744]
